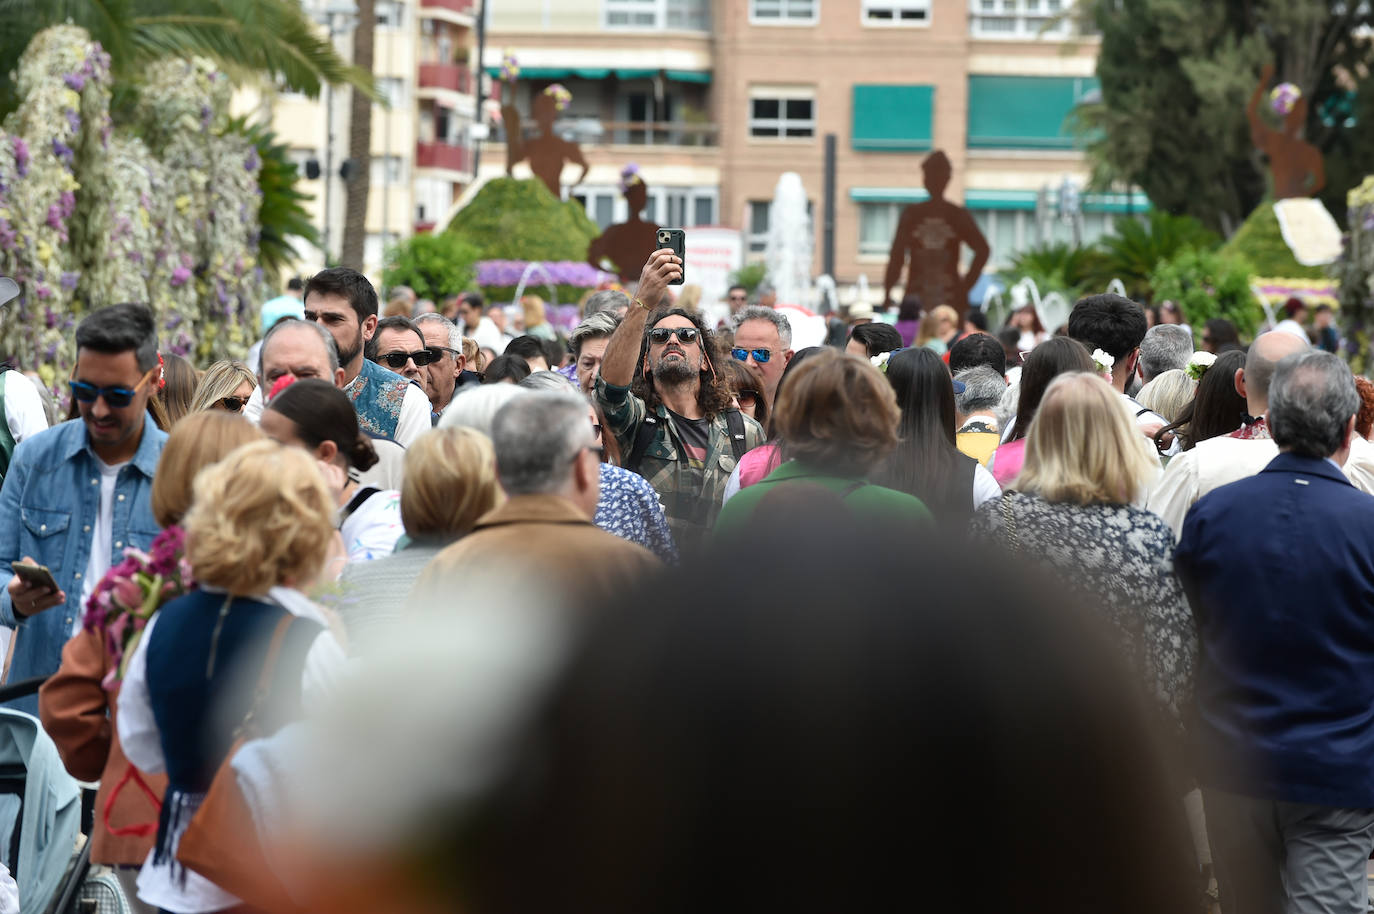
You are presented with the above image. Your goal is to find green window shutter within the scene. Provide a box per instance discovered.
[966,75,1099,149]
[851,85,934,152]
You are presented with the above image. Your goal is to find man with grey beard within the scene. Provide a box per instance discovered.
[596,249,766,551]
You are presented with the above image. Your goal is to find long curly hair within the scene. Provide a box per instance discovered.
[631,307,734,417]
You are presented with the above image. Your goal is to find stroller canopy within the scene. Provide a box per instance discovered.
[0,709,81,913]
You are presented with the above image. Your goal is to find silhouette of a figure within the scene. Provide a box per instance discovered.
[503,85,589,199]
[1248,63,1325,200]
[587,168,660,282]
[883,151,989,320]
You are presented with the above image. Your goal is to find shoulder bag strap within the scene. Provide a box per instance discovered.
[338,486,381,528]
[626,413,660,474]
[1000,491,1020,556]
[724,408,748,462]
[234,614,296,741]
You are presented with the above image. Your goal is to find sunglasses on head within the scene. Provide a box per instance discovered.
[648,327,700,345]
[378,349,438,370]
[731,347,772,364]
[218,396,247,412]
[68,369,155,408]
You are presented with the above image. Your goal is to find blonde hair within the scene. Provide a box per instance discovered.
[152,411,264,527]
[462,336,484,372]
[1014,373,1157,506]
[185,440,336,594]
[521,295,547,328]
[190,359,258,413]
[676,284,702,312]
[1136,369,1197,426]
[916,305,959,347]
[400,427,503,539]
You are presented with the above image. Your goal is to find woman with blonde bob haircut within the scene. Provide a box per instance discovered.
[118,440,345,913]
[337,427,503,646]
[188,358,257,414]
[715,349,931,538]
[971,373,1195,734]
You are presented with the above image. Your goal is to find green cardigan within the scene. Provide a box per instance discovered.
[714,460,931,539]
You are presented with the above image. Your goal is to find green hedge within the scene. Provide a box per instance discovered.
[447,177,599,262]
[382,232,481,302]
[1149,248,1263,338]
[1219,201,1327,279]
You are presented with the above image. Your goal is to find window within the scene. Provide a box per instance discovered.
[750,0,819,23]
[377,77,406,109]
[371,155,405,185]
[376,0,404,28]
[605,0,710,30]
[694,196,715,226]
[862,0,930,25]
[970,0,1072,38]
[858,203,903,256]
[749,199,812,253]
[578,185,718,231]
[749,94,815,139]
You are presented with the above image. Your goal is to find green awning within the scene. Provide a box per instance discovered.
[967,75,1098,149]
[851,85,934,152]
[849,187,930,203]
[484,66,710,83]
[851,186,1152,213]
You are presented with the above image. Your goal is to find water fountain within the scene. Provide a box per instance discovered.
[764,173,814,308]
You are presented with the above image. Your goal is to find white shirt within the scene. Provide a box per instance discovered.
[119,587,345,913]
[1274,318,1308,341]
[244,376,429,448]
[339,488,404,563]
[465,316,505,355]
[4,370,48,443]
[1145,434,1280,540]
[79,459,125,636]
[972,463,1001,508]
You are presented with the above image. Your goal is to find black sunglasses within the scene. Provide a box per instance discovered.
[427,346,461,360]
[217,396,247,412]
[378,349,438,369]
[736,389,760,406]
[69,369,155,408]
[731,347,772,364]
[648,327,700,345]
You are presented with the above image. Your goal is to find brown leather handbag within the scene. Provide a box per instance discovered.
[177,613,303,914]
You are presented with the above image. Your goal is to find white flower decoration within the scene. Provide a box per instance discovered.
[1091,349,1115,377]
[871,351,892,373]
[1185,351,1216,381]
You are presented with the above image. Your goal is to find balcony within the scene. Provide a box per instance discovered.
[421,0,474,14]
[418,63,473,95]
[416,140,471,174]
[493,120,718,148]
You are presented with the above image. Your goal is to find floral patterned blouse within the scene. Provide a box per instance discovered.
[970,491,1198,730]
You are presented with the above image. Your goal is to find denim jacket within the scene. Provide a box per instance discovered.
[0,415,165,706]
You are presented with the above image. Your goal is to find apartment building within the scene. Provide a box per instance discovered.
[245,0,478,278]
[480,0,1146,296]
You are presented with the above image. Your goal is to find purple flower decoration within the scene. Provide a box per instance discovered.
[165,314,183,330]
[65,109,81,134]
[200,105,212,129]
[46,205,63,231]
[59,271,79,291]
[170,266,192,287]
[244,148,261,172]
[44,307,56,329]
[64,73,86,91]
[59,191,75,217]
[51,139,74,165]
[35,283,52,300]
[13,138,29,177]
[0,219,15,252]
[127,250,144,263]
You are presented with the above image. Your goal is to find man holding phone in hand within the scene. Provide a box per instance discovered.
[0,304,166,710]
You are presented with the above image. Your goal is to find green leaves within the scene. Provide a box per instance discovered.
[383,232,481,304]
[223,116,318,282]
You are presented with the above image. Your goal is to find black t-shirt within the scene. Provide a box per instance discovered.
[668,409,710,468]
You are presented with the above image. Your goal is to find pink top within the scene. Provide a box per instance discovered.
[991,439,1026,488]
[738,443,783,490]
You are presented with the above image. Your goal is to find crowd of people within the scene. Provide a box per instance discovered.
[0,247,1370,914]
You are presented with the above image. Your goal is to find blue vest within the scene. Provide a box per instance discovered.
[349,359,411,440]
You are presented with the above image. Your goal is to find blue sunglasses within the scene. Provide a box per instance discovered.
[68,369,155,408]
[731,347,772,364]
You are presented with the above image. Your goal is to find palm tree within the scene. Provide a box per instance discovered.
[0,0,373,117]
[340,0,375,271]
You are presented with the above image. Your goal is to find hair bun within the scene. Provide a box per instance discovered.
[351,434,380,472]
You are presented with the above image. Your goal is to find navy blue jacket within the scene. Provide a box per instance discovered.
[1176,452,1374,807]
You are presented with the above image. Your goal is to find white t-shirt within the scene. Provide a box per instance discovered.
[339,488,404,563]
[1274,318,1308,341]
[79,459,126,635]
[4,370,48,443]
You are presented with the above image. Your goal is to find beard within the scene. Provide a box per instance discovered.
[652,352,698,385]
[337,329,364,368]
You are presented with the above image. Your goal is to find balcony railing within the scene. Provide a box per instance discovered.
[493,120,719,148]
[416,140,471,173]
[421,0,475,14]
[418,63,473,94]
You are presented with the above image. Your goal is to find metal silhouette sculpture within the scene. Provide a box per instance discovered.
[883,150,989,320]
[587,164,660,283]
[502,82,588,199]
[1248,63,1325,200]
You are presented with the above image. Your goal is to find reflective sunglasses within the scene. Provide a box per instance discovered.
[378,349,438,370]
[68,368,155,408]
[648,327,700,345]
[217,396,247,412]
[731,347,772,364]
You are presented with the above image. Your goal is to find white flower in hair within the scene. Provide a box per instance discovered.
[1185,351,1216,381]
[871,351,892,373]
[1091,349,1115,378]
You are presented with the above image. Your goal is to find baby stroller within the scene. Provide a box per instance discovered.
[0,676,140,914]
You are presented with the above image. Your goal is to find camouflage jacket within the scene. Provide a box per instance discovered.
[596,377,765,553]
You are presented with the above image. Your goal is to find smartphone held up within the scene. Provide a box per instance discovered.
[657,228,686,285]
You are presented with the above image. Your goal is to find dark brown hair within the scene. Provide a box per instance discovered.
[718,358,769,432]
[1010,337,1094,442]
[773,349,899,477]
[267,378,379,471]
[631,308,732,417]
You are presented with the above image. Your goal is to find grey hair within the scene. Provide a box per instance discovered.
[732,305,792,348]
[519,370,578,392]
[415,313,462,354]
[954,365,1006,414]
[996,381,1020,431]
[569,311,620,359]
[438,384,529,438]
[1268,351,1359,459]
[259,318,339,384]
[583,289,630,318]
[491,392,594,496]
[1138,325,1193,382]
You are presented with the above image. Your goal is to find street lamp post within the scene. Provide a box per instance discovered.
[316,2,358,265]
